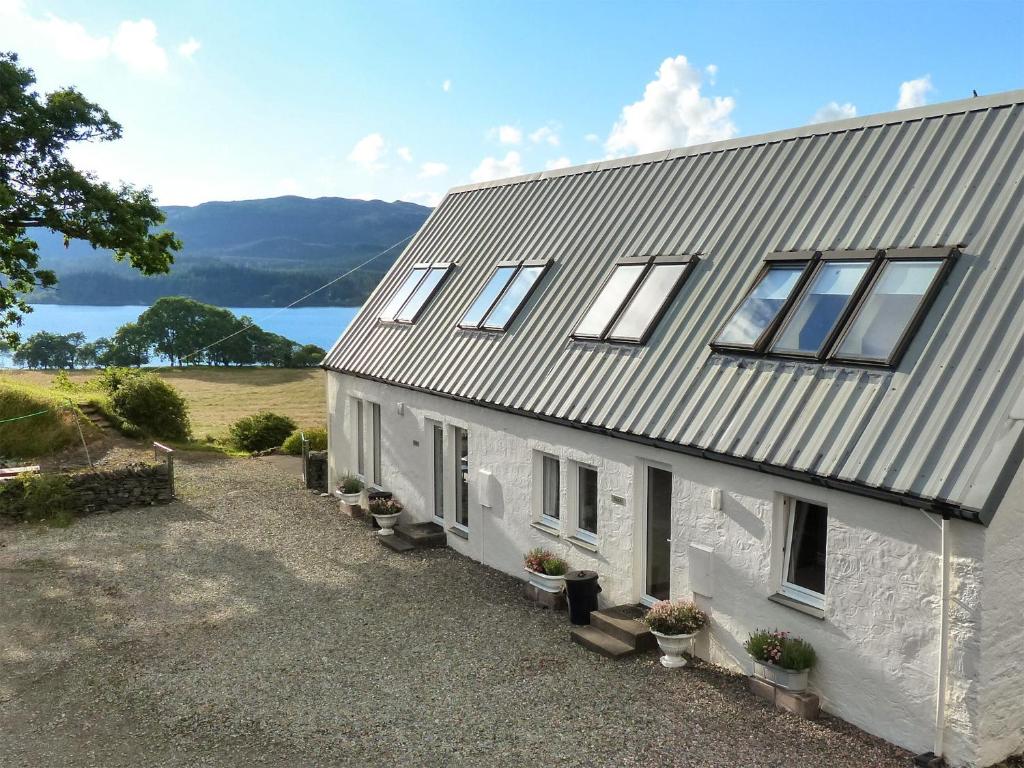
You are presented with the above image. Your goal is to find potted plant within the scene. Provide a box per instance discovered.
[523,548,569,593]
[641,599,708,668]
[744,629,817,692]
[368,498,403,535]
[337,474,365,506]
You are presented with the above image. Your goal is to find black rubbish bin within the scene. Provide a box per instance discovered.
[563,570,601,625]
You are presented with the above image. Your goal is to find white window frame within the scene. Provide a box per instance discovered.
[779,495,827,610]
[451,425,470,533]
[533,451,562,532]
[352,397,365,479]
[428,420,445,525]
[570,461,599,545]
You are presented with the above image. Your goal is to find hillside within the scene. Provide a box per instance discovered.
[30,196,432,307]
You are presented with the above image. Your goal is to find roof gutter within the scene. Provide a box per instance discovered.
[322,367,984,524]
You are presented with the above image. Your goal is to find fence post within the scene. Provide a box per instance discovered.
[152,442,175,498]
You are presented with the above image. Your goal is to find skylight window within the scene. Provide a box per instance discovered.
[770,259,872,356]
[711,247,956,367]
[714,262,806,348]
[459,260,549,332]
[379,263,453,324]
[833,257,948,364]
[573,255,698,344]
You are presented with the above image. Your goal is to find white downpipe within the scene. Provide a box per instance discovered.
[934,513,952,758]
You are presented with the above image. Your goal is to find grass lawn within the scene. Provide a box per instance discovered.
[2,368,326,440]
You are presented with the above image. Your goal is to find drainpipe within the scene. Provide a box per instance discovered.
[933,511,952,760]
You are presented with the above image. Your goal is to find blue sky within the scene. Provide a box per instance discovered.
[2,0,1022,207]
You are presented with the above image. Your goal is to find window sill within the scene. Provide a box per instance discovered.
[530,520,561,538]
[448,525,469,540]
[769,592,825,620]
[567,535,598,553]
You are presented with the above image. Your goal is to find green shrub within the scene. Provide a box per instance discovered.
[281,426,327,455]
[96,367,147,396]
[0,381,88,458]
[541,557,568,576]
[109,374,191,440]
[0,472,73,525]
[229,411,297,452]
[338,474,364,494]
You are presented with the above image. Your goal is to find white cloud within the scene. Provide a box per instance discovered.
[545,157,571,170]
[808,101,858,124]
[584,133,599,143]
[397,146,413,162]
[491,125,522,145]
[897,76,934,110]
[277,178,301,195]
[405,190,444,207]
[442,79,452,92]
[605,54,736,157]
[177,37,201,58]
[418,161,448,178]
[111,19,168,73]
[705,64,718,84]
[470,151,523,183]
[529,125,560,146]
[39,13,111,61]
[348,133,388,171]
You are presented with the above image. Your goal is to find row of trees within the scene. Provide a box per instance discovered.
[8,297,326,369]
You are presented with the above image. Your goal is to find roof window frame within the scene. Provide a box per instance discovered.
[458,258,552,333]
[379,262,455,326]
[572,254,699,346]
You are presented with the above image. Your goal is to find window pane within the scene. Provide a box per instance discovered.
[483,266,545,330]
[577,466,598,535]
[836,260,942,361]
[575,264,646,338]
[608,263,687,341]
[716,265,805,346]
[432,425,444,520]
[542,455,560,520]
[462,266,516,327]
[454,427,469,527]
[380,268,427,322]
[786,500,827,595]
[396,266,448,323]
[371,402,381,485]
[771,261,871,355]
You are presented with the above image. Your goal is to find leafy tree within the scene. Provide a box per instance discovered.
[96,322,150,367]
[12,330,84,368]
[290,344,326,367]
[0,52,180,345]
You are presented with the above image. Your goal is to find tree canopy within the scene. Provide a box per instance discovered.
[0,51,180,345]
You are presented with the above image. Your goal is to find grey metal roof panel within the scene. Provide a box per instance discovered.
[324,91,1024,521]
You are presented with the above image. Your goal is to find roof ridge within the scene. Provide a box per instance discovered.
[449,88,1024,196]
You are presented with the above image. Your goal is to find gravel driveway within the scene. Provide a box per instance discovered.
[0,453,912,768]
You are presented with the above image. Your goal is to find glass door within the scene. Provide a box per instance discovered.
[431,424,444,524]
[644,466,673,603]
[453,427,469,529]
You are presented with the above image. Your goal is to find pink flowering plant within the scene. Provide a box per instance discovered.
[641,599,708,635]
[744,629,817,671]
[524,548,568,576]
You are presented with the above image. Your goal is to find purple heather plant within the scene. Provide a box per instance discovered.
[368,498,403,517]
[641,599,708,635]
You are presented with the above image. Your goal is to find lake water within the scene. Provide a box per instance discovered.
[3,304,359,365]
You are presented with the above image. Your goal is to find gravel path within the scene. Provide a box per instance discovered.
[0,454,913,768]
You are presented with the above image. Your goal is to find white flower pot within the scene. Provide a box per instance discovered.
[338,491,362,506]
[752,659,809,692]
[651,630,697,668]
[524,568,565,594]
[372,512,401,535]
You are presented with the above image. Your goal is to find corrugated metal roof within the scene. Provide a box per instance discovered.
[324,91,1024,523]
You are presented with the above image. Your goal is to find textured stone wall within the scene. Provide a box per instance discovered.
[327,372,1003,765]
[68,463,174,514]
[305,450,328,492]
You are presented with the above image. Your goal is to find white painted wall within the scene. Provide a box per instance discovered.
[327,372,1013,766]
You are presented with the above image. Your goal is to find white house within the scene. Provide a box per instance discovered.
[323,90,1024,767]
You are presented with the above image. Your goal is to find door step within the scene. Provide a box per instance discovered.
[569,604,654,659]
[377,522,446,553]
[394,522,446,548]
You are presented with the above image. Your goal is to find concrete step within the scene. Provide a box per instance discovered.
[569,625,635,659]
[394,522,446,548]
[378,534,415,553]
[590,604,655,652]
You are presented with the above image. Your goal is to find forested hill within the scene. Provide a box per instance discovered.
[30,196,432,307]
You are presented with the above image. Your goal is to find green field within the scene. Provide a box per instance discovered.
[3,368,327,441]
